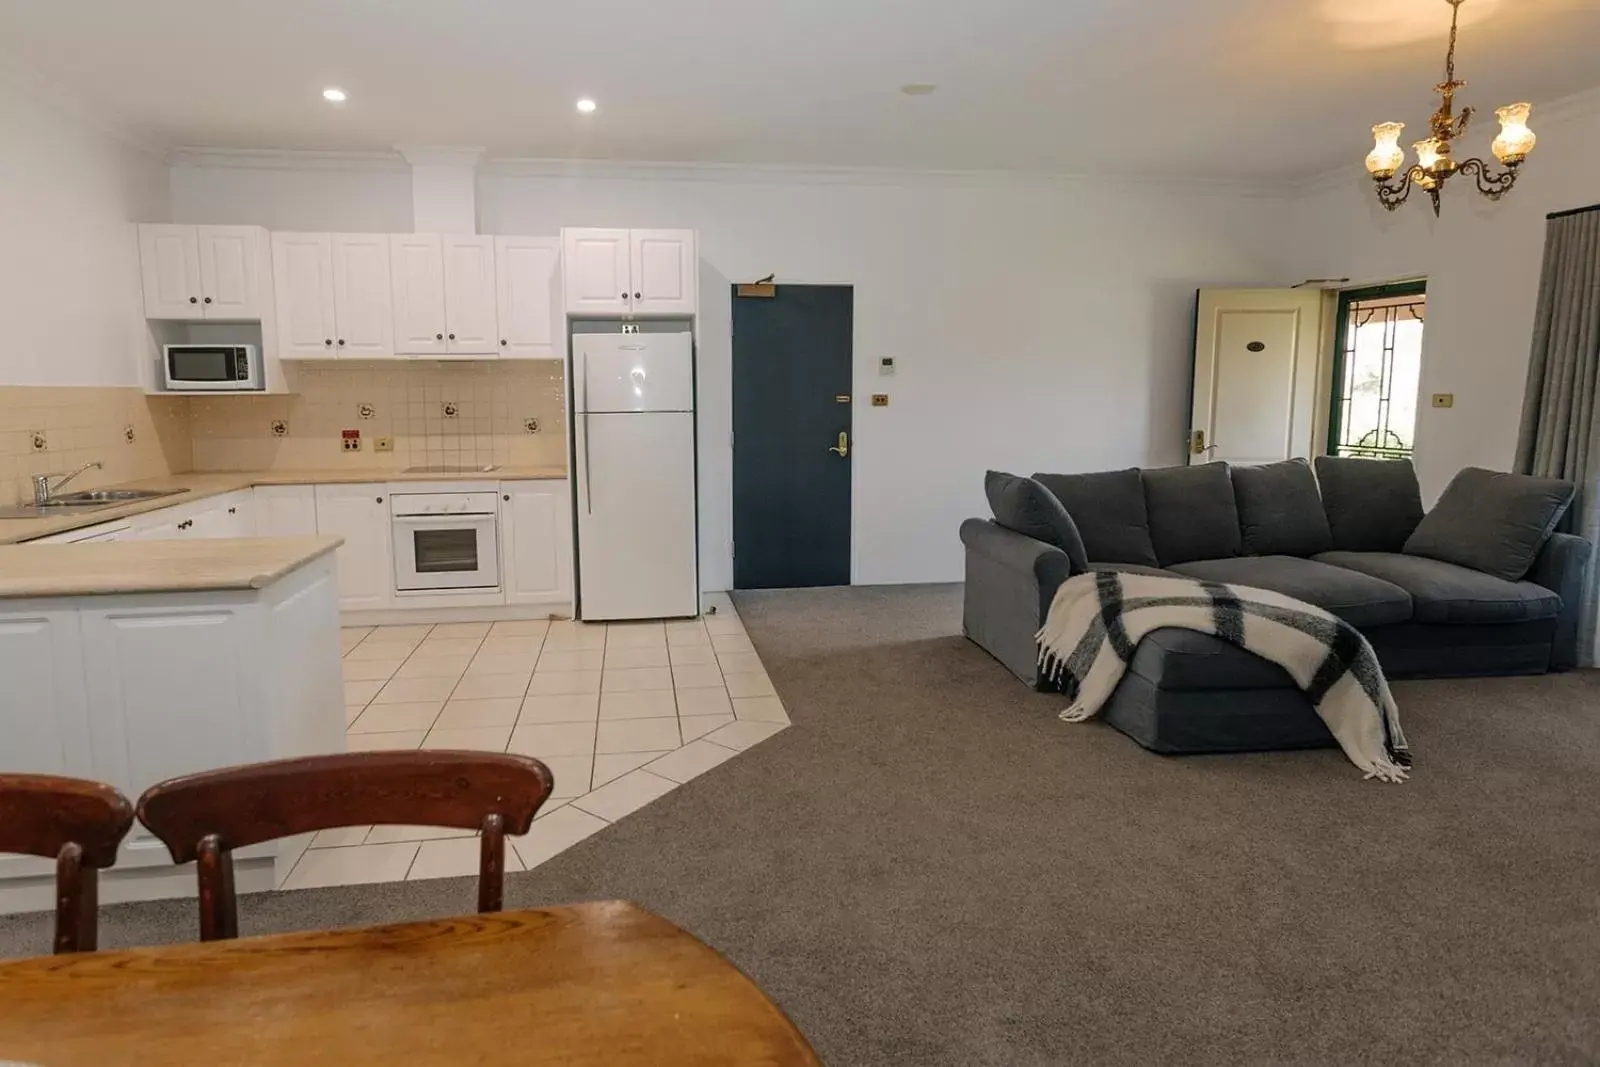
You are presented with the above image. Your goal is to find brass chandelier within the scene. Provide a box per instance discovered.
[1364,0,1536,216]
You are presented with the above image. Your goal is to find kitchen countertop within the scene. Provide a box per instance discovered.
[0,536,344,598]
[0,466,568,544]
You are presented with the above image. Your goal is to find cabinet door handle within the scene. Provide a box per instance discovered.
[435,332,444,340]
[376,496,385,504]
[500,339,508,346]
[189,297,198,304]
[503,494,510,502]
[227,507,237,514]
[337,339,345,347]
[203,297,212,304]
[448,333,456,340]
[634,292,641,300]
[324,338,333,347]
[621,292,629,300]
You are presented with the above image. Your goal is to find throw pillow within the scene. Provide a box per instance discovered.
[983,471,1089,573]
[1140,462,1242,566]
[1231,458,1333,557]
[1032,468,1159,568]
[1403,467,1575,581]
[1313,455,1425,552]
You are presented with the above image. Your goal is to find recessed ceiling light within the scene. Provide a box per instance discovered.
[576,98,597,114]
[900,83,938,96]
[322,87,347,103]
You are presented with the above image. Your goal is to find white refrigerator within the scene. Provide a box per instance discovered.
[572,331,698,620]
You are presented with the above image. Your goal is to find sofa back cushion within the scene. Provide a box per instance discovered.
[1230,458,1333,557]
[1313,456,1424,552]
[983,471,1088,573]
[1402,467,1575,581]
[1140,462,1242,566]
[1032,469,1158,567]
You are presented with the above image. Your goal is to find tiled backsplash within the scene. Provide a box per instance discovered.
[186,361,568,473]
[0,387,192,506]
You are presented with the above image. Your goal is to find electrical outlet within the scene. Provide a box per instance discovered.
[1431,393,1454,408]
[374,437,394,453]
[871,394,889,406]
[341,429,362,452]
[271,420,288,437]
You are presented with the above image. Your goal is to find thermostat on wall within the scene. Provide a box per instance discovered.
[879,357,895,376]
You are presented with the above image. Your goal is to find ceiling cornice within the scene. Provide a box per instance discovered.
[167,147,411,172]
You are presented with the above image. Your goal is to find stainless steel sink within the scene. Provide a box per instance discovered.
[40,488,185,506]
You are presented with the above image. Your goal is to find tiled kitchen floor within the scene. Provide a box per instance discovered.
[284,594,787,891]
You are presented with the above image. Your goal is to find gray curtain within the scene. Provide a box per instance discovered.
[1515,208,1600,664]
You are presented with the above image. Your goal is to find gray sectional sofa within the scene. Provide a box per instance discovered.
[961,457,1591,754]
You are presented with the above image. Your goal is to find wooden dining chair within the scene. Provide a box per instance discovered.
[0,774,135,954]
[136,750,554,941]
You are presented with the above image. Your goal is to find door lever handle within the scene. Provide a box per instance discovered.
[829,431,849,458]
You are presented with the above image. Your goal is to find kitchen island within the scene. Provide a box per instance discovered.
[0,536,346,913]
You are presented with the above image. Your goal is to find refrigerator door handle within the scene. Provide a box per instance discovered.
[580,349,593,515]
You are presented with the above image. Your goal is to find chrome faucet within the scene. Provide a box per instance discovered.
[33,461,103,507]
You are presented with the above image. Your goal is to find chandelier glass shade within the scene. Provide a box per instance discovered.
[1363,0,1534,216]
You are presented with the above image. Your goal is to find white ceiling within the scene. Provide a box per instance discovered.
[2,0,1597,180]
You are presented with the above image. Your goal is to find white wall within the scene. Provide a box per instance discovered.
[170,158,1293,586]
[1281,90,1600,502]
[0,81,168,386]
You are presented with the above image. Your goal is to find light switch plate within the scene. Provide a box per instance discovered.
[871,394,889,407]
[1431,393,1454,408]
[374,437,394,453]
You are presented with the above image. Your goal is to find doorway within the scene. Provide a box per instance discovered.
[1327,282,1427,460]
[731,284,853,589]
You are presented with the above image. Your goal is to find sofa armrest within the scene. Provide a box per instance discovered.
[1528,532,1593,670]
[959,518,1074,607]
[959,519,1072,689]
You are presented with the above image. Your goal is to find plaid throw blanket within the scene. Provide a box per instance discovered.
[1037,571,1411,782]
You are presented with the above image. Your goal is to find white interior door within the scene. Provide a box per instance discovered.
[390,234,447,355]
[629,229,697,314]
[332,233,395,357]
[272,233,337,358]
[495,236,560,358]
[442,235,499,354]
[562,228,631,314]
[1189,288,1331,466]
[196,225,260,319]
[138,225,204,320]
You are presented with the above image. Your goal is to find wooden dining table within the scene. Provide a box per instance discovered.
[0,900,822,1066]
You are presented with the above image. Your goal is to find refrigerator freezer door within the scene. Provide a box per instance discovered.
[575,332,694,414]
[575,411,698,620]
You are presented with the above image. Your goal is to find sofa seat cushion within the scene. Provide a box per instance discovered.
[1168,555,1413,629]
[1126,628,1295,691]
[1313,551,1562,625]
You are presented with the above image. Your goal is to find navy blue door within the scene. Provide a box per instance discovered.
[732,284,853,589]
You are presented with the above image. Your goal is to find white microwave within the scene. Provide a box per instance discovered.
[162,344,263,391]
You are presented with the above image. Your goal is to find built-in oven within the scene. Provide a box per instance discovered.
[391,492,501,592]
[162,344,263,391]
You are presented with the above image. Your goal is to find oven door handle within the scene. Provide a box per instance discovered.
[391,513,496,524]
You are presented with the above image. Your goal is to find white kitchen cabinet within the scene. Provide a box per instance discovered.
[138,225,205,320]
[138,224,266,321]
[332,233,395,357]
[500,480,574,605]
[272,232,338,358]
[0,553,344,911]
[314,484,394,610]
[562,228,632,314]
[495,237,561,358]
[442,235,498,355]
[390,234,448,356]
[254,485,318,537]
[629,229,698,314]
[276,233,396,359]
[31,519,131,544]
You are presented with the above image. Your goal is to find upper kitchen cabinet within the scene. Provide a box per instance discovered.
[138,224,267,321]
[495,236,561,358]
[390,234,498,356]
[441,235,498,355]
[273,233,395,359]
[629,229,697,314]
[561,228,697,316]
[562,229,631,315]
[390,233,448,356]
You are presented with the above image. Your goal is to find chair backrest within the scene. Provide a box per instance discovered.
[0,774,134,954]
[136,750,554,941]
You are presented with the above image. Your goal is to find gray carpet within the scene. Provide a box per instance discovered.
[5,583,1600,1065]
